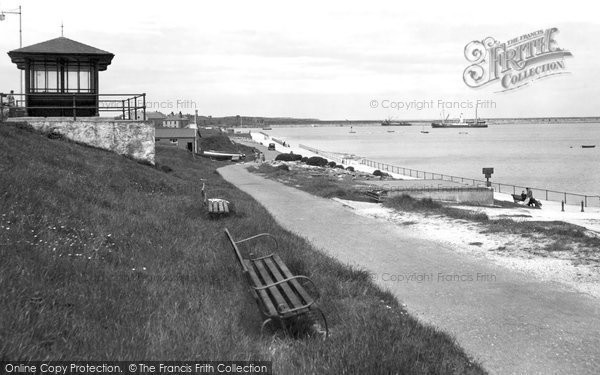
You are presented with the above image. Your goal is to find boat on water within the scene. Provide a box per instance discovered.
[381,118,411,126]
[262,127,272,130]
[431,114,487,128]
[202,150,245,161]
[581,145,596,148]
[349,126,356,134]
[431,104,487,128]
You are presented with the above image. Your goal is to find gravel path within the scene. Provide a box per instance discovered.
[219,164,600,375]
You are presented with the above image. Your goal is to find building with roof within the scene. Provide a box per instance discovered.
[162,113,190,128]
[155,127,199,153]
[7,37,114,117]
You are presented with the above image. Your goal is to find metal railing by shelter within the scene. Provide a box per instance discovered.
[0,92,146,121]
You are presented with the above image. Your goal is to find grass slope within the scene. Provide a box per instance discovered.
[0,123,484,374]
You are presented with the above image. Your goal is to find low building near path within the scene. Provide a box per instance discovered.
[155,127,199,153]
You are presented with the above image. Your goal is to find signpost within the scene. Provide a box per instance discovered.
[482,167,494,187]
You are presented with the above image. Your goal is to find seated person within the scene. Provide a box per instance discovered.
[520,190,527,201]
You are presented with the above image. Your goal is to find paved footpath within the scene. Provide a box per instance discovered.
[219,164,600,375]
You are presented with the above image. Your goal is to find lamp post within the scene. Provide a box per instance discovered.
[1,5,23,96]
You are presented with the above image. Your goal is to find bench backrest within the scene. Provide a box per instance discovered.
[224,228,249,274]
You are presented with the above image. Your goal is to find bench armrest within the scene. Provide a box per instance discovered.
[253,275,321,299]
[234,233,279,253]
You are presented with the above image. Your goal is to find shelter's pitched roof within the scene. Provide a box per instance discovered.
[8,37,114,70]
[9,37,112,55]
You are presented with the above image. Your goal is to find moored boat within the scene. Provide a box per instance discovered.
[431,120,487,128]
[381,119,411,126]
[432,102,487,128]
[431,112,487,128]
[202,150,245,161]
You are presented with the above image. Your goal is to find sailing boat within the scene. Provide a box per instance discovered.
[349,126,356,134]
[420,123,429,134]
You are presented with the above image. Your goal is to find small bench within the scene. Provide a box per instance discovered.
[511,194,526,203]
[511,193,542,208]
[224,228,328,337]
[364,189,388,203]
[202,183,231,216]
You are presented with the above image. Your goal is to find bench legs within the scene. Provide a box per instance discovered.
[311,306,329,338]
[260,317,287,338]
[260,318,274,336]
[259,307,329,339]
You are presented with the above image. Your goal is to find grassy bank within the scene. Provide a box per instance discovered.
[250,163,372,202]
[0,123,483,374]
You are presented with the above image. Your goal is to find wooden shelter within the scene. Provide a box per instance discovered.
[7,37,114,116]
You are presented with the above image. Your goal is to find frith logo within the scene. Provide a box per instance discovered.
[463,28,573,92]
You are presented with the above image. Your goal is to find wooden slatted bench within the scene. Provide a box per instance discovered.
[224,228,328,337]
[202,183,231,217]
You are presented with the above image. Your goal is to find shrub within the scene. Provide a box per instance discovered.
[47,131,63,140]
[328,161,337,168]
[306,156,328,167]
[346,166,355,172]
[373,169,383,176]
[275,153,303,162]
[275,154,295,162]
[301,157,309,163]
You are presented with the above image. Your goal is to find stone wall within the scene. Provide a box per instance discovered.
[10,117,155,164]
[387,187,494,205]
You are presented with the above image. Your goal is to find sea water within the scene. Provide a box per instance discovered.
[262,123,600,196]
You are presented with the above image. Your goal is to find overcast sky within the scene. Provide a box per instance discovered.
[0,0,598,120]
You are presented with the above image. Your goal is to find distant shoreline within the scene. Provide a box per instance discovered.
[230,117,600,128]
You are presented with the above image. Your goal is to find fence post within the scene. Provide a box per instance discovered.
[546,190,548,200]
[564,192,567,204]
[133,96,137,120]
[72,95,76,120]
[561,201,564,212]
[143,94,146,121]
